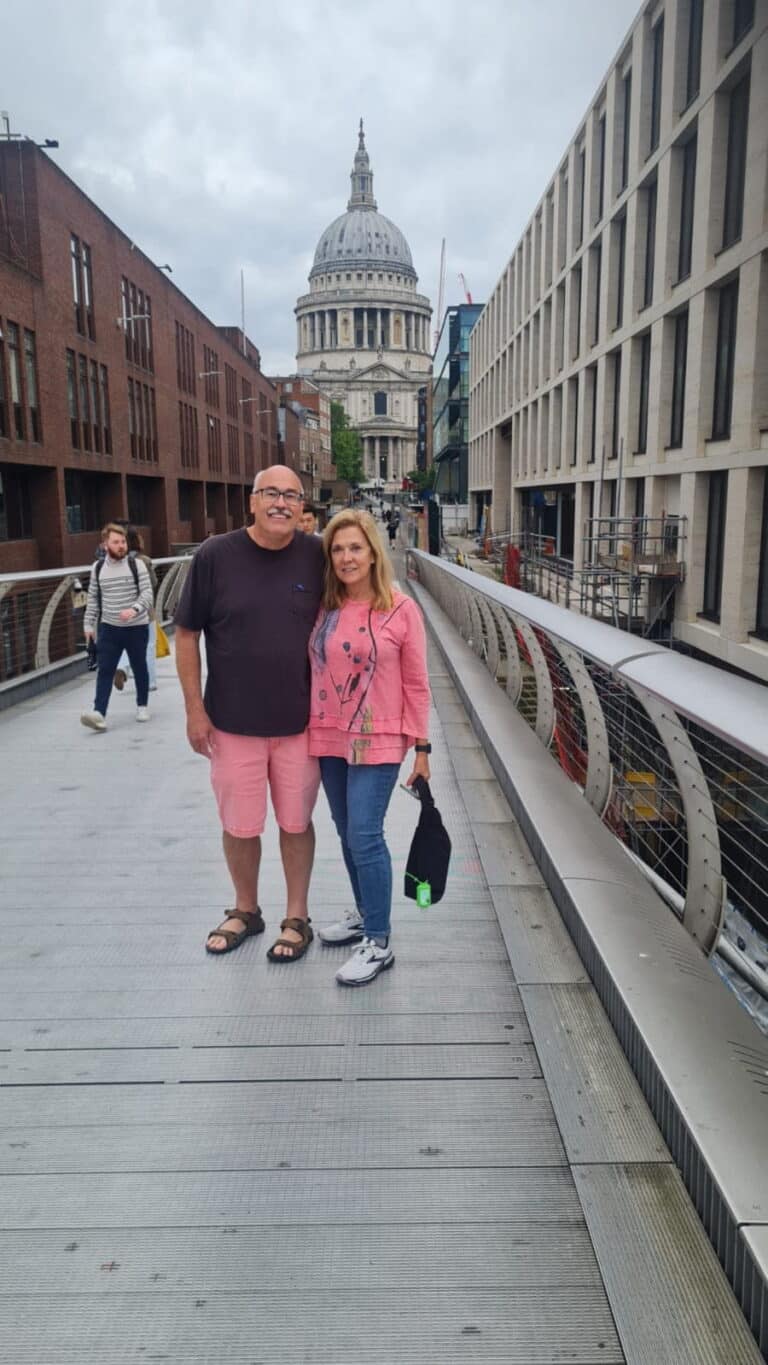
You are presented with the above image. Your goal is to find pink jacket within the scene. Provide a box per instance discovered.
[308,592,430,741]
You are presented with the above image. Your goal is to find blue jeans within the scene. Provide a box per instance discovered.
[118,619,157,688]
[94,622,149,714]
[320,758,400,939]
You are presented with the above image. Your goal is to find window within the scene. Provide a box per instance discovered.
[175,322,196,396]
[100,366,112,454]
[615,214,626,328]
[89,360,101,453]
[78,355,91,450]
[225,364,238,419]
[122,277,154,372]
[677,134,697,281]
[66,351,78,448]
[244,430,255,479]
[588,365,598,463]
[649,17,664,153]
[64,468,100,534]
[569,375,579,466]
[754,473,768,639]
[702,471,728,620]
[6,324,24,439]
[686,0,703,106]
[576,146,586,246]
[610,349,622,458]
[227,423,240,474]
[620,71,632,191]
[637,331,651,453]
[0,330,6,438]
[595,113,606,222]
[712,278,739,439]
[70,234,95,340]
[0,467,32,541]
[643,180,657,308]
[241,378,252,426]
[571,267,582,359]
[670,309,688,448]
[127,477,150,527]
[203,347,220,407]
[207,414,222,472]
[178,479,193,522]
[591,240,602,346]
[722,73,750,250]
[733,0,754,45]
[23,331,41,442]
[374,391,387,416]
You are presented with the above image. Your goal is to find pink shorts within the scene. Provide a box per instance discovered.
[209,727,321,837]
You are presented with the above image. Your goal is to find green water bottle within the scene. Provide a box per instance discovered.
[416,880,432,908]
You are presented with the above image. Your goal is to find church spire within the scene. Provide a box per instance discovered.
[347,117,377,211]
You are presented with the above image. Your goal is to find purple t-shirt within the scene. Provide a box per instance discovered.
[175,528,324,737]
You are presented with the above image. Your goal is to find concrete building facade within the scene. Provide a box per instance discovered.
[469,0,768,681]
[295,122,432,491]
[0,137,284,573]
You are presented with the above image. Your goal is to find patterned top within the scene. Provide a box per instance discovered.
[308,592,430,765]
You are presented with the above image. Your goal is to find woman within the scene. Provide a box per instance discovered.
[309,509,431,985]
[113,528,158,693]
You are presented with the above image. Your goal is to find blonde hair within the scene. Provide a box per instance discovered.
[323,509,394,612]
[101,522,127,542]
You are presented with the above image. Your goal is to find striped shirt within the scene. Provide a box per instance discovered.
[84,555,153,632]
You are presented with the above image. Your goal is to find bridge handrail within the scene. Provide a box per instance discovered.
[407,549,768,1014]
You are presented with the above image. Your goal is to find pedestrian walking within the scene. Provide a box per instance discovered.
[174,465,325,961]
[113,528,159,694]
[309,509,431,985]
[80,523,154,732]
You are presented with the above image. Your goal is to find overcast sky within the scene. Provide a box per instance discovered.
[5,0,640,374]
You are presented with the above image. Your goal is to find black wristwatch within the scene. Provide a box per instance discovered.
[415,743,432,754]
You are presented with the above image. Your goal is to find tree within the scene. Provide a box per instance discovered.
[330,401,363,484]
[405,466,436,494]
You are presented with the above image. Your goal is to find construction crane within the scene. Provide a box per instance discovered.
[458,273,473,305]
[433,237,446,353]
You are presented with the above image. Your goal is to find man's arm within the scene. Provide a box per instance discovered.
[83,567,99,639]
[175,625,214,756]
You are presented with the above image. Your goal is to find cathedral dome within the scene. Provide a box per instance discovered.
[309,122,417,282]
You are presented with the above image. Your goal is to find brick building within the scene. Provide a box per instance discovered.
[0,138,289,573]
[271,375,334,502]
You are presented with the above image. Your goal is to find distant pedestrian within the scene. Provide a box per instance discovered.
[81,523,153,732]
[113,528,158,694]
[300,502,320,535]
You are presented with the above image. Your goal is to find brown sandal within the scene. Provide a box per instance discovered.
[205,907,265,955]
[266,916,313,963]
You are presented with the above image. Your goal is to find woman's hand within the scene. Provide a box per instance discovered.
[406,747,431,787]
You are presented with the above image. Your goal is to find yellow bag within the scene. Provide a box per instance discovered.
[156,623,171,658]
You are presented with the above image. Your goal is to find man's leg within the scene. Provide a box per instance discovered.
[206,731,268,952]
[269,733,321,958]
[92,624,123,717]
[123,625,150,706]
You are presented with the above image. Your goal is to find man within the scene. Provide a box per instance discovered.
[175,465,324,961]
[299,501,320,535]
[81,523,154,732]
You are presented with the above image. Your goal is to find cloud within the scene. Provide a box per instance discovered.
[5,0,639,371]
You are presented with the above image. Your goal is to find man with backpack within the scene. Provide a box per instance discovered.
[80,522,154,732]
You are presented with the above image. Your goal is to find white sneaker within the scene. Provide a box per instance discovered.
[80,710,107,732]
[336,937,394,986]
[136,706,149,723]
[317,907,365,945]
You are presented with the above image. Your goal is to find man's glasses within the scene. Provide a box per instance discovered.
[254,487,303,505]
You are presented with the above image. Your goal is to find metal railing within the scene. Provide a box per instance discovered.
[408,550,768,1027]
[0,555,193,687]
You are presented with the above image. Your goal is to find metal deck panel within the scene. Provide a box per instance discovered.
[489,884,591,985]
[0,1290,624,1364]
[521,983,671,1164]
[574,1163,763,1364]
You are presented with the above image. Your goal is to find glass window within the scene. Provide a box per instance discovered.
[615,214,626,328]
[374,391,387,416]
[588,365,598,463]
[100,365,111,454]
[754,472,768,639]
[591,240,602,346]
[0,330,7,439]
[722,73,750,250]
[70,235,83,335]
[643,181,657,308]
[678,134,697,281]
[6,324,24,440]
[733,0,754,45]
[577,146,586,246]
[702,471,728,620]
[89,360,101,453]
[78,354,90,450]
[570,375,579,466]
[670,309,688,448]
[0,467,32,541]
[66,350,79,448]
[611,349,622,458]
[23,331,41,442]
[620,71,632,191]
[637,331,651,453]
[82,243,95,340]
[712,278,739,440]
[649,17,664,153]
[596,114,606,222]
[686,0,703,105]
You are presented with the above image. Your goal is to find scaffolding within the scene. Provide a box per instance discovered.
[579,515,686,636]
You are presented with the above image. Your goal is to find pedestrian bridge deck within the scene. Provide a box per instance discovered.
[0,643,761,1364]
